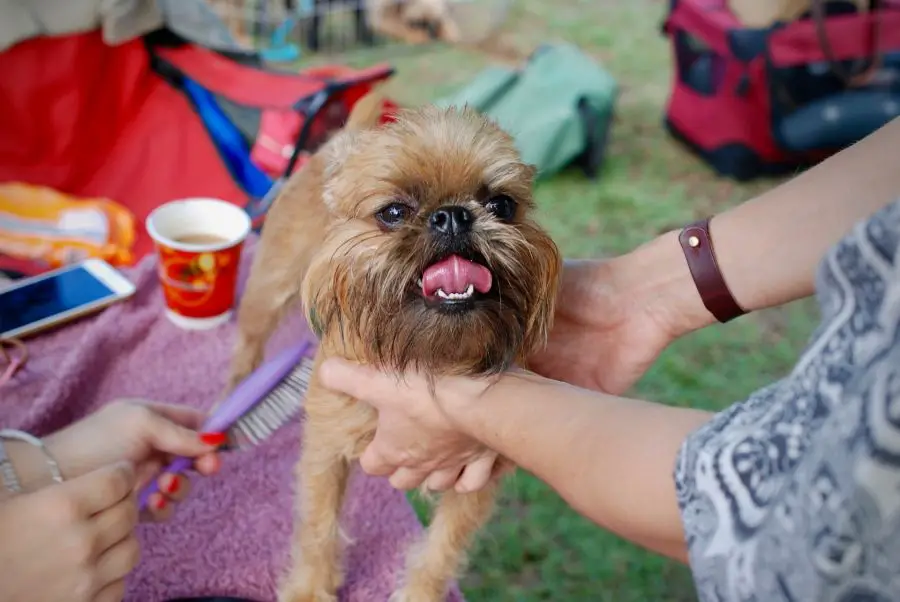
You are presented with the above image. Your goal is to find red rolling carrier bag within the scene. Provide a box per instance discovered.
[661,0,900,180]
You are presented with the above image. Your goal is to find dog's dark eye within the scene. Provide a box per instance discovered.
[484,195,517,221]
[375,203,412,228]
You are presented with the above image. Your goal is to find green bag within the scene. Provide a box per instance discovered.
[436,43,619,180]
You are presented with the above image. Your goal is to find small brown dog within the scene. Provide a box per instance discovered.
[228,93,561,602]
[366,0,462,44]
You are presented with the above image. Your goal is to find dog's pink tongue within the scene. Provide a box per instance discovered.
[422,255,492,296]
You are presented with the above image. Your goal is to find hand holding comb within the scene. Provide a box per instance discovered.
[137,339,315,510]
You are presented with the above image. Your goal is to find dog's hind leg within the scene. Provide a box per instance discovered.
[391,484,499,602]
[228,231,306,390]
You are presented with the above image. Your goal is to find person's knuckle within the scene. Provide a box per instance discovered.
[105,399,139,421]
[397,448,417,467]
[71,571,96,602]
[115,497,140,532]
[103,400,150,435]
[48,492,83,525]
[359,454,378,474]
[105,464,136,499]
[428,474,452,492]
[406,470,426,489]
[120,535,142,572]
[125,496,140,527]
[126,403,153,428]
[95,580,126,602]
[66,526,98,568]
[389,472,410,490]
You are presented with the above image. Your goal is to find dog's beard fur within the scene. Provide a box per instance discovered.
[303,110,559,375]
[230,99,560,602]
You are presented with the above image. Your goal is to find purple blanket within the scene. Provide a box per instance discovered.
[0,238,464,602]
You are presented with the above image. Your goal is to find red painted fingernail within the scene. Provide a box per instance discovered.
[154,495,167,510]
[165,475,180,494]
[199,432,227,446]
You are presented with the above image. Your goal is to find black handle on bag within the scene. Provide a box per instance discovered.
[809,0,884,87]
[575,97,612,180]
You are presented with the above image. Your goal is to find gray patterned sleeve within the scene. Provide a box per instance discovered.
[674,200,900,602]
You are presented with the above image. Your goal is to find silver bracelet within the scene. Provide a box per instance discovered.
[0,429,64,490]
[0,436,21,493]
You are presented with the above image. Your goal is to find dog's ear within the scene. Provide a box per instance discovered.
[320,130,362,212]
[319,88,388,210]
[344,88,388,131]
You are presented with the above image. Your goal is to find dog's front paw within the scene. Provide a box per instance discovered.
[277,583,337,602]
[278,570,339,602]
[388,590,411,602]
[389,587,447,602]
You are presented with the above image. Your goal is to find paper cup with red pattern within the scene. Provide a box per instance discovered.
[146,198,251,330]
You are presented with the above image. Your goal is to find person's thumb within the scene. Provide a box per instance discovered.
[141,410,219,458]
[319,357,412,408]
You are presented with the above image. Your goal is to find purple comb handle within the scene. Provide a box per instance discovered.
[137,339,314,510]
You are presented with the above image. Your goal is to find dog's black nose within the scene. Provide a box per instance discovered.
[429,205,472,236]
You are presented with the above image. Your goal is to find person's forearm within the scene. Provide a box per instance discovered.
[622,116,900,337]
[448,374,711,561]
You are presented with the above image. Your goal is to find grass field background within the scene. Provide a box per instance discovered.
[297,1,821,599]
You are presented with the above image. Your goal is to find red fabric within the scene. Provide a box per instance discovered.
[253,95,398,177]
[0,31,246,275]
[662,0,740,58]
[768,9,900,67]
[665,54,792,162]
[0,31,396,277]
[155,44,393,109]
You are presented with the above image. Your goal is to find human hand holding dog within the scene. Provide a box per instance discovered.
[525,257,676,394]
[528,232,728,394]
[320,254,697,493]
[319,358,502,494]
[321,356,710,561]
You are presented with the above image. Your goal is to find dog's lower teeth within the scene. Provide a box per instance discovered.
[435,284,475,300]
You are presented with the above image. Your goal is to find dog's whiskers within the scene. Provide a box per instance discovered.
[331,231,382,264]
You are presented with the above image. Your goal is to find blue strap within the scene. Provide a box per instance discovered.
[180,77,274,201]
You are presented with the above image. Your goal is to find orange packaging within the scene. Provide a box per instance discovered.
[0,182,136,268]
[146,198,251,330]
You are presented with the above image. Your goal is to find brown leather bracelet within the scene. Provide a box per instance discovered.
[678,218,746,323]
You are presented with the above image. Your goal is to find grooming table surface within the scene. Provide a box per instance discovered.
[0,236,464,602]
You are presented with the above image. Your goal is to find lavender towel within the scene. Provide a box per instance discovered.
[0,238,464,602]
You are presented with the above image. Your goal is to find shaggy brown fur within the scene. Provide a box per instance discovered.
[228,91,561,602]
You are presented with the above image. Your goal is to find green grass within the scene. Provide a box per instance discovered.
[297,2,821,599]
